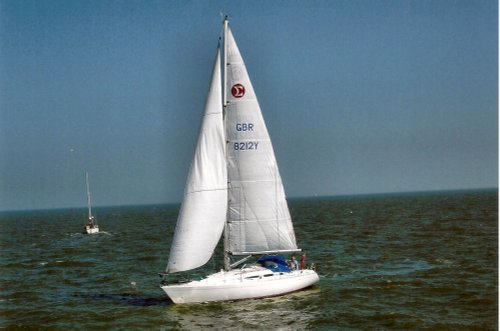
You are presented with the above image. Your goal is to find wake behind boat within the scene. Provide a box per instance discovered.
[160,17,319,304]
[83,172,99,234]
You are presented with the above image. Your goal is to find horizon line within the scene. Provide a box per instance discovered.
[0,187,496,214]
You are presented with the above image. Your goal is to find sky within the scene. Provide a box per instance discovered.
[0,0,497,211]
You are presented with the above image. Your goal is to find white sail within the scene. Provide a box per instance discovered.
[166,48,227,273]
[224,27,298,255]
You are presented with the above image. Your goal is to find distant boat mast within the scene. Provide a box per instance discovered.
[86,172,92,219]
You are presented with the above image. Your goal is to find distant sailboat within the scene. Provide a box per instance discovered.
[84,172,99,234]
[159,18,319,304]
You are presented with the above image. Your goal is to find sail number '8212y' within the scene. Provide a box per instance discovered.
[234,141,259,150]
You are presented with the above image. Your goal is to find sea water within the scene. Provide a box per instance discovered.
[0,190,497,329]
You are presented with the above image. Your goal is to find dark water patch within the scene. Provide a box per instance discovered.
[2,290,40,301]
[73,292,172,307]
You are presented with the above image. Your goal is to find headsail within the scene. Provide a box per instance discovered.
[224,26,299,255]
[166,47,227,273]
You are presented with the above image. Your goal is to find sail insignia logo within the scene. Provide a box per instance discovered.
[231,84,245,98]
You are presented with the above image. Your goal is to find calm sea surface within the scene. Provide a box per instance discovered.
[1,190,497,330]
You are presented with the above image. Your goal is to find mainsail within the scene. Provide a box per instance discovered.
[166,48,227,273]
[224,26,298,255]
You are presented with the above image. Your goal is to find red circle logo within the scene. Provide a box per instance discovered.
[231,84,245,98]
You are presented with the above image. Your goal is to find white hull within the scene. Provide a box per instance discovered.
[161,266,319,304]
[84,225,99,234]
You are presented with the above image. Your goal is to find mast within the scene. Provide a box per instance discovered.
[86,172,92,219]
[223,16,228,108]
[222,15,231,272]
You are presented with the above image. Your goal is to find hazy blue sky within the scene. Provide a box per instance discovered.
[1,0,497,211]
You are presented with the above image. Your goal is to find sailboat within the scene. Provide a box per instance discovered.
[83,172,99,234]
[160,18,319,304]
